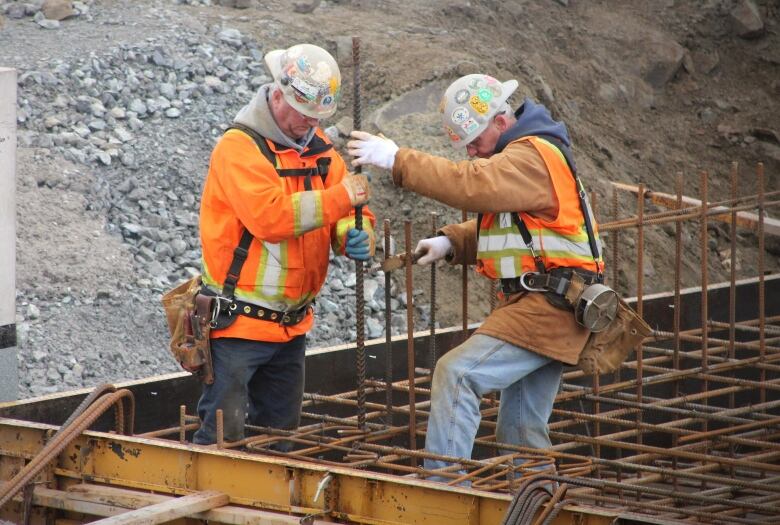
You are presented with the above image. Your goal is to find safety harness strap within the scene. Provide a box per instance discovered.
[220,228,254,301]
[227,123,331,190]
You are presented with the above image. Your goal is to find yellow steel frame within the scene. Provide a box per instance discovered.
[0,418,620,524]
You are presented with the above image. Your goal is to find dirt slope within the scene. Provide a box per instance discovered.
[1,0,778,396]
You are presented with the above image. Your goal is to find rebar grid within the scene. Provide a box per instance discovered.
[140,165,779,524]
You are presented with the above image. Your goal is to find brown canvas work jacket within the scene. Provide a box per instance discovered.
[391,138,591,365]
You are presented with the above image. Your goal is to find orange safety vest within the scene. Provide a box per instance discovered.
[476,136,602,279]
[200,127,375,343]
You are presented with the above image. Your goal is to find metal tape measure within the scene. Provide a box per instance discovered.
[575,284,619,332]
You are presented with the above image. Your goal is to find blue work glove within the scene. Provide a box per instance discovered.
[345,228,371,261]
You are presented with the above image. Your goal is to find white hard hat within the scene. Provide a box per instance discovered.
[440,74,518,147]
[265,44,341,119]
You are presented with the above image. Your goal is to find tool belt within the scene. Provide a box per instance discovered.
[200,288,312,329]
[161,276,215,384]
[500,268,600,297]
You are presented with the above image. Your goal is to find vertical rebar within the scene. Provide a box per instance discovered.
[635,184,645,485]
[700,172,709,432]
[429,212,438,371]
[611,187,621,386]
[405,221,417,462]
[352,36,367,432]
[757,163,766,408]
[216,409,224,449]
[612,185,622,490]
[461,210,469,340]
[179,404,186,444]
[591,188,601,482]
[728,162,738,474]
[383,219,393,427]
[611,187,620,292]
[672,173,683,492]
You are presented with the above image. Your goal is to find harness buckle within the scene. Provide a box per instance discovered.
[519,272,547,292]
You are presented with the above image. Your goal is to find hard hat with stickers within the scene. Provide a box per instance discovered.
[440,74,518,147]
[264,44,341,119]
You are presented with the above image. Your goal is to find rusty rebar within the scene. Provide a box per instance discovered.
[352,36,367,432]
[0,387,134,509]
[383,219,393,427]
[405,220,417,461]
[429,212,438,371]
[461,209,469,340]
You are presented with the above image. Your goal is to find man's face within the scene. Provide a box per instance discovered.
[270,89,320,139]
[464,114,509,159]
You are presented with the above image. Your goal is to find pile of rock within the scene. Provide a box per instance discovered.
[1,0,89,29]
[12,15,432,396]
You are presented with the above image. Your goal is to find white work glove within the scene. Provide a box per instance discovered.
[414,236,453,266]
[347,131,399,170]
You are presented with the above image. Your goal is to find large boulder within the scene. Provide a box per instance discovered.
[42,0,76,21]
[730,0,764,39]
[641,36,686,89]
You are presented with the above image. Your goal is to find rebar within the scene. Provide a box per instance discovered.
[383,219,393,426]
[95,165,780,525]
[352,35,367,432]
[405,220,417,460]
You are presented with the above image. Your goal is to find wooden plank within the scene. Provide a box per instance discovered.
[11,483,332,525]
[82,490,229,525]
[611,181,780,236]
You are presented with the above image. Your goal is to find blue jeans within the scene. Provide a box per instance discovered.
[424,334,562,480]
[193,336,306,448]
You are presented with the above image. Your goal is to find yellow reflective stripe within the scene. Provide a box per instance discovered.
[535,137,568,166]
[201,257,219,289]
[292,191,324,237]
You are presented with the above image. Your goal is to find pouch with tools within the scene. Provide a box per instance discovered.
[160,228,254,384]
[161,276,215,384]
[494,135,651,375]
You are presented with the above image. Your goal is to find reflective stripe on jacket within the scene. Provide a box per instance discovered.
[200,127,375,343]
[475,136,601,279]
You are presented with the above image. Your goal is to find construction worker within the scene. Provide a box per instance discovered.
[194,44,376,446]
[348,74,603,480]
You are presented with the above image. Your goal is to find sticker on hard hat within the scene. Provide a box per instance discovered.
[478,88,493,102]
[445,126,460,141]
[291,76,319,100]
[296,56,312,75]
[469,95,489,114]
[454,89,470,104]
[451,107,469,125]
[468,77,485,90]
[461,118,480,134]
[321,95,334,107]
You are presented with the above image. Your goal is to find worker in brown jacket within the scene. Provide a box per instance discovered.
[348,74,604,482]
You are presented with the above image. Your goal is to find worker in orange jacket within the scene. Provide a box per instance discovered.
[194,44,376,446]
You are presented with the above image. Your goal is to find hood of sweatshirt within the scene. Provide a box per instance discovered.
[494,98,571,154]
[233,83,316,153]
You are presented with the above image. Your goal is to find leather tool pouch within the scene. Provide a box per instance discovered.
[577,298,652,375]
[161,276,215,384]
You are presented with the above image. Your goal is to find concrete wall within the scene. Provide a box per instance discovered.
[0,68,17,401]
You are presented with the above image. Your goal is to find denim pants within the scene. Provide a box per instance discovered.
[193,336,306,448]
[424,334,563,479]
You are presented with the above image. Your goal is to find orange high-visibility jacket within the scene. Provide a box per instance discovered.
[475,136,602,279]
[200,127,375,343]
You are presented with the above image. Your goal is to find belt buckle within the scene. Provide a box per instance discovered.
[519,272,547,292]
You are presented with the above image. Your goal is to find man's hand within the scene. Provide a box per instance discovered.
[348,131,399,170]
[414,236,453,265]
[345,228,375,261]
[341,174,370,206]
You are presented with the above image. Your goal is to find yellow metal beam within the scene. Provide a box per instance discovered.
[0,418,619,525]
